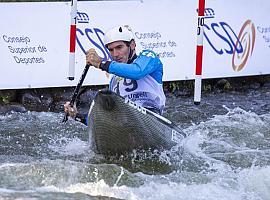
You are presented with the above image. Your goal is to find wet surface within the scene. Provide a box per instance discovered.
[164,82,270,128]
[0,82,269,199]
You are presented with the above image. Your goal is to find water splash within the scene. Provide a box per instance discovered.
[0,106,269,199]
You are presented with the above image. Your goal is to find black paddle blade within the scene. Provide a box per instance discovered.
[62,113,68,123]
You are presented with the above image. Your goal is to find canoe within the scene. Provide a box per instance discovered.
[88,90,186,155]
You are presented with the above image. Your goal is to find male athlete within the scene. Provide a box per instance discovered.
[64,25,166,125]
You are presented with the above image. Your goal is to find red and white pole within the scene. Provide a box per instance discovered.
[68,0,77,81]
[194,0,205,105]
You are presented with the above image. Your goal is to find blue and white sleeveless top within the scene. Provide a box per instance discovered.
[108,49,166,114]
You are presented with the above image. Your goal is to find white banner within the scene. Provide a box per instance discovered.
[0,0,269,89]
[203,0,270,78]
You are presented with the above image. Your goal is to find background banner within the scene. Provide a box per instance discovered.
[0,0,269,89]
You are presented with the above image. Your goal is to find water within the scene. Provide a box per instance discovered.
[0,85,270,200]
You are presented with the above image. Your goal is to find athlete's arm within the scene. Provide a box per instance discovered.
[100,50,162,80]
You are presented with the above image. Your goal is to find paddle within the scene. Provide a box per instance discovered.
[62,64,90,123]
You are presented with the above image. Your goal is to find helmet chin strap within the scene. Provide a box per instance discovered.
[127,47,136,64]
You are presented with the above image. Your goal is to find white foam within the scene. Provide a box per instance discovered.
[57,166,270,200]
[48,137,89,156]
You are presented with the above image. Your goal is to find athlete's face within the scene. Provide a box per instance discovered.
[107,41,135,63]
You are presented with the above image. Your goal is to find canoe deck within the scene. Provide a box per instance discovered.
[88,90,186,155]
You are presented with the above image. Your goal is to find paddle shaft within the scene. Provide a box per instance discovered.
[62,64,90,123]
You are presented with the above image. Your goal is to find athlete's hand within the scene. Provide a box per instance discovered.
[86,48,102,68]
[64,102,78,118]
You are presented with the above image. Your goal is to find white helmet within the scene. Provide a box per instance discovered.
[103,25,135,46]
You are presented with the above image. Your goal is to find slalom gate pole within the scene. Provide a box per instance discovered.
[68,0,78,81]
[194,0,205,105]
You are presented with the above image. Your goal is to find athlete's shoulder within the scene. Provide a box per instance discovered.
[140,49,159,59]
